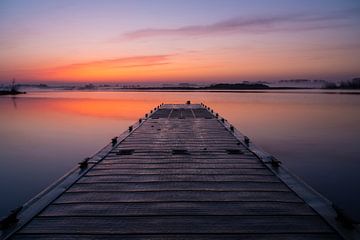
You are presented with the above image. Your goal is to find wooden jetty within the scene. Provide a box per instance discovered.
[1,103,359,239]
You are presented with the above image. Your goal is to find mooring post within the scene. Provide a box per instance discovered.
[244,136,250,146]
[270,156,281,167]
[333,204,358,229]
[230,125,234,132]
[111,137,118,146]
[0,206,22,229]
[79,157,91,169]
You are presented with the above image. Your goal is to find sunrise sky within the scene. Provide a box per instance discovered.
[1,0,360,83]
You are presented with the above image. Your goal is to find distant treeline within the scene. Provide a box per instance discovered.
[0,80,26,95]
[203,83,269,90]
[135,83,271,90]
[324,78,360,89]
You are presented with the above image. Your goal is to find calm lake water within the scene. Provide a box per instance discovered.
[0,90,360,219]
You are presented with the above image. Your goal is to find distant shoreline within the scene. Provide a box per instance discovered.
[4,88,359,95]
[2,82,360,96]
[89,89,360,95]
[8,79,359,93]
[0,90,26,96]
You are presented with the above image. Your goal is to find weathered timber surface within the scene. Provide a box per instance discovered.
[11,234,341,240]
[6,104,343,239]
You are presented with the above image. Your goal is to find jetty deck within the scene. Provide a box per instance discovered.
[1,103,358,239]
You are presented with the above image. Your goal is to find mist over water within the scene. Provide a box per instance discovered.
[0,90,359,219]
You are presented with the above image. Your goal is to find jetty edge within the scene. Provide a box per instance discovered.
[0,103,359,240]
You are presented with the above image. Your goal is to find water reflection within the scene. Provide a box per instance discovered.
[0,91,359,220]
[10,97,18,109]
[53,99,160,120]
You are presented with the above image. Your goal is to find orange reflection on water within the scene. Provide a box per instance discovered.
[50,98,157,120]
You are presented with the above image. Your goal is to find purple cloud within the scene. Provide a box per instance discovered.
[123,8,360,40]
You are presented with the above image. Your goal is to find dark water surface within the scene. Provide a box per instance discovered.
[0,90,359,219]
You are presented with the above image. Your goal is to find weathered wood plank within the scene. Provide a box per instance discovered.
[92,163,266,169]
[54,191,303,203]
[101,159,261,164]
[86,168,273,176]
[103,156,259,162]
[18,216,334,234]
[150,109,172,118]
[11,234,342,240]
[68,182,289,192]
[77,174,282,183]
[39,201,316,217]
[108,151,255,156]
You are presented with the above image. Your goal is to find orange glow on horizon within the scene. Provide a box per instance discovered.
[5,45,356,83]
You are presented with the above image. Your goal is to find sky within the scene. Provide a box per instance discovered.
[0,0,360,83]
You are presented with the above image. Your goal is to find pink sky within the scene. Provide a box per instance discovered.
[1,0,360,83]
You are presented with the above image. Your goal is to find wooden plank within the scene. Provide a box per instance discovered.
[54,191,303,203]
[85,168,273,176]
[101,158,261,164]
[68,182,289,192]
[39,201,316,217]
[104,155,258,162]
[150,109,172,118]
[109,152,255,156]
[109,148,254,153]
[92,163,266,169]
[77,174,282,183]
[193,108,215,118]
[11,234,341,240]
[169,109,195,119]
[18,216,334,234]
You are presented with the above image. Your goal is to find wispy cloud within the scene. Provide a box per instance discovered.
[0,55,172,80]
[0,55,174,80]
[123,8,360,40]
[50,55,172,72]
